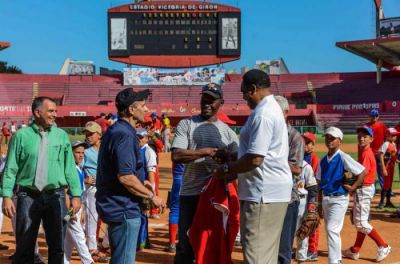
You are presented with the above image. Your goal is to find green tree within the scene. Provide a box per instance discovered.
[0,61,22,73]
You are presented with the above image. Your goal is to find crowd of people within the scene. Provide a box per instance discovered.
[0,68,398,264]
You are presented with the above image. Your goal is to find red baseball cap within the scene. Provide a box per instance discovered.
[303,132,316,144]
[387,127,400,135]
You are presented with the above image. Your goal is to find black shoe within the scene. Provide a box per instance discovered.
[0,243,9,250]
[8,253,15,260]
[378,202,384,209]
[164,243,176,253]
[384,202,396,208]
[34,253,47,264]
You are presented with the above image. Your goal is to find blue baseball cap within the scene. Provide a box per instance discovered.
[150,112,157,118]
[357,126,374,137]
[369,109,379,117]
[136,128,148,138]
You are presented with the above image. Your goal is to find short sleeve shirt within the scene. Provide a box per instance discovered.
[297,161,317,195]
[172,115,239,196]
[144,144,157,172]
[358,147,376,186]
[237,95,293,203]
[84,147,99,179]
[365,121,387,155]
[96,119,143,223]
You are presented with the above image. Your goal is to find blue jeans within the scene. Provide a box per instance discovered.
[15,188,67,264]
[375,155,384,189]
[278,200,300,264]
[174,195,199,264]
[108,217,141,264]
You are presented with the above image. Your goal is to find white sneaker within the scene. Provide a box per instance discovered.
[342,248,360,260]
[376,245,391,262]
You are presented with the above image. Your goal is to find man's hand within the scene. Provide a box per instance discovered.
[382,169,388,177]
[85,176,96,185]
[70,197,81,221]
[151,195,166,213]
[2,197,16,218]
[214,148,230,164]
[214,165,226,180]
[200,147,218,158]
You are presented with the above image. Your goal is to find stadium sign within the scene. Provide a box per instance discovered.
[379,17,400,37]
[108,1,241,67]
[123,67,225,86]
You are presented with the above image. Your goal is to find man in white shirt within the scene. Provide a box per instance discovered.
[215,69,293,264]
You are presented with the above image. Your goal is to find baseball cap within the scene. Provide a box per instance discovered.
[369,109,379,117]
[115,88,150,112]
[84,121,102,135]
[323,127,343,140]
[71,141,88,149]
[136,127,148,138]
[302,132,316,144]
[201,83,223,99]
[387,127,400,135]
[356,126,374,137]
[150,112,157,118]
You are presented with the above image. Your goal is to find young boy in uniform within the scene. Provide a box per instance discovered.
[316,127,367,264]
[64,141,94,264]
[343,126,391,262]
[378,127,399,209]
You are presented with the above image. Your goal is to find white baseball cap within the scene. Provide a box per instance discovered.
[323,127,343,140]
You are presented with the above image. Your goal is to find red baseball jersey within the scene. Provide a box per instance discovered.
[358,146,376,186]
[365,121,387,155]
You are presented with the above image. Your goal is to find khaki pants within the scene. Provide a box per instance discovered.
[240,201,288,264]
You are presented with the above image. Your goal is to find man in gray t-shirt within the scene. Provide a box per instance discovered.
[171,83,239,264]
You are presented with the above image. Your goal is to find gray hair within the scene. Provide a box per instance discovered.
[274,95,289,112]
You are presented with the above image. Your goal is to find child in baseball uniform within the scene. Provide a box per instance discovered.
[64,141,94,264]
[343,126,391,262]
[302,132,320,261]
[295,160,318,262]
[316,127,367,264]
[377,127,399,209]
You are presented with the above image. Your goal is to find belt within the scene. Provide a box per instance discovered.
[323,192,348,197]
[18,186,65,196]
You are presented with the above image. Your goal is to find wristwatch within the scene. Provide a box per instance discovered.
[222,163,230,174]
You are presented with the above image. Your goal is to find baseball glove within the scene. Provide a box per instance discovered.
[296,211,320,241]
[343,170,358,186]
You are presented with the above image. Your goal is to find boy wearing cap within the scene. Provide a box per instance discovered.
[377,127,399,209]
[82,121,107,260]
[302,132,320,261]
[316,127,367,264]
[64,141,94,264]
[364,109,387,190]
[343,126,391,262]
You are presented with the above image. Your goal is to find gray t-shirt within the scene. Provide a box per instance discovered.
[172,115,239,196]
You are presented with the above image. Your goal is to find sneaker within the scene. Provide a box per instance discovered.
[164,243,176,253]
[378,202,384,209]
[149,214,160,219]
[343,248,360,260]
[384,202,396,208]
[376,245,391,262]
[0,243,9,250]
[307,252,319,261]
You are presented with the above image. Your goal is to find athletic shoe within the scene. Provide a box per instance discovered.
[376,245,391,262]
[343,248,360,260]
[378,202,384,209]
[0,243,9,250]
[307,253,319,261]
[384,202,396,208]
[149,214,160,219]
[164,243,176,253]
[297,258,307,263]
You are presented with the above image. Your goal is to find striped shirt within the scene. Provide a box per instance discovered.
[172,115,239,196]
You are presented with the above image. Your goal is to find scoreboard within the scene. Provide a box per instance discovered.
[108,1,241,68]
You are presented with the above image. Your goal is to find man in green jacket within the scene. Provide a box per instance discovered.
[1,96,82,264]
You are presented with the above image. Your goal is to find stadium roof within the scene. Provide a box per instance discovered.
[336,37,400,69]
[0,42,10,51]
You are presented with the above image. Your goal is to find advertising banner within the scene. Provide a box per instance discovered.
[124,67,225,86]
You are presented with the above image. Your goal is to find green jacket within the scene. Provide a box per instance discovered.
[1,123,82,197]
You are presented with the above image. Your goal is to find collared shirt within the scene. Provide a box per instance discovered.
[96,119,143,223]
[237,95,293,203]
[365,121,387,155]
[2,123,81,197]
[83,146,99,178]
[288,125,304,203]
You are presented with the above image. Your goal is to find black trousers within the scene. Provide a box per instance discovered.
[174,195,199,264]
[14,188,67,264]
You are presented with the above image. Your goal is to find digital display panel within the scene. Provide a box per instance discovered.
[108,3,240,57]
